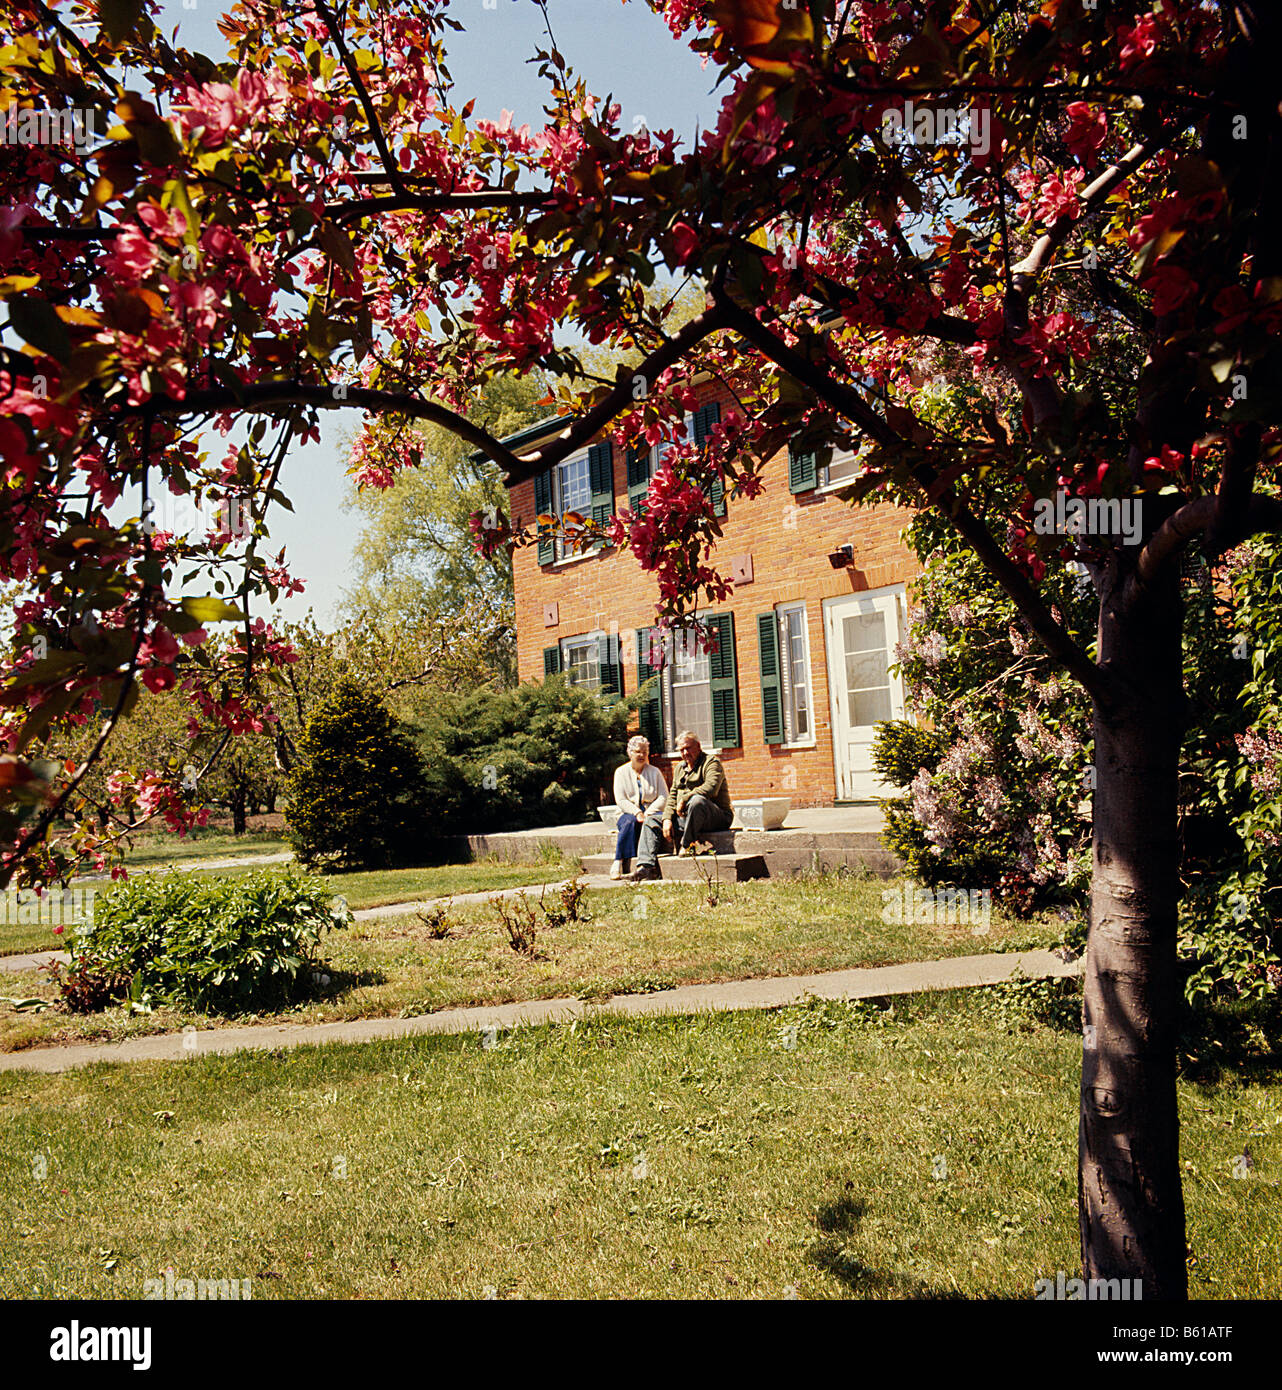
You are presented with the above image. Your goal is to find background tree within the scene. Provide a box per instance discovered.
[285,677,425,869]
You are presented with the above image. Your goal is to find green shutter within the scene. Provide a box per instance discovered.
[597,632,621,703]
[543,645,562,677]
[588,441,614,546]
[534,470,554,565]
[788,442,817,494]
[708,611,740,748]
[758,612,784,745]
[626,442,651,514]
[635,628,666,751]
[693,402,725,518]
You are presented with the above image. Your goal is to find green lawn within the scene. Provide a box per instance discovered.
[0,855,576,959]
[120,830,290,868]
[0,872,1060,1053]
[1,983,1277,1299]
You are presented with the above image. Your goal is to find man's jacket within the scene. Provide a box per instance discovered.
[664,752,733,820]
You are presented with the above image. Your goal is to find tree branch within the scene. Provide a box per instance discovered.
[1130,490,1282,604]
[313,0,409,197]
[715,294,1112,706]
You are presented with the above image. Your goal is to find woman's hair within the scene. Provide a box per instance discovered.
[626,735,650,755]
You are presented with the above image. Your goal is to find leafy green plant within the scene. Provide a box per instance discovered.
[65,868,350,1014]
[415,678,633,834]
[286,678,428,869]
[415,901,454,939]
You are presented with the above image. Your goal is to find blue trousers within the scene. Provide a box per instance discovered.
[636,795,731,866]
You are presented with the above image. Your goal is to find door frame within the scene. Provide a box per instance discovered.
[822,583,909,801]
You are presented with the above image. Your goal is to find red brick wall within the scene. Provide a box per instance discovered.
[511,383,921,805]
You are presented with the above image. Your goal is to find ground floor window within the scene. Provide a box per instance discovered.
[777,602,814,745]
[666,627,714,751]
[562,634,601,690]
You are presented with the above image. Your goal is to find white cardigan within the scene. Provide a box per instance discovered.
[613,762,668,819]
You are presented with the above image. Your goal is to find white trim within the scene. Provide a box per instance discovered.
[560,630,604,691]
[775,600,817,750]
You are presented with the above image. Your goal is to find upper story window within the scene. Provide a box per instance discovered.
[789,440,866,494]
[533,442,616,566]
[819,448,862,490]
[626,402,725,518]
[553,452,593,560]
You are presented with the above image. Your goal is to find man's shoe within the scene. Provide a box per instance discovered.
[609,860,624,880]
[629,863,661,882]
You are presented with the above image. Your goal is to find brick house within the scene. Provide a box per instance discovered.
[503,378,922,804]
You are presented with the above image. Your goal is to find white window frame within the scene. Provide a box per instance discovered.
[553,450,592,561]
[641,412,695,487]
[560,632,602,691]
[817,445,864,493]
[654,616,720,756]
[776,601,816,749]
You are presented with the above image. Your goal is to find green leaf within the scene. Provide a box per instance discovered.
[98,0,146,44]
[180,596,243,623]
[8,296,70,363]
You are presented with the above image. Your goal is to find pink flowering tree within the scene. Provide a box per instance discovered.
[4,0,1282,1294]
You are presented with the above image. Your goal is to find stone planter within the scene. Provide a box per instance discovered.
[732,797,791,832]
[597,804,622,832]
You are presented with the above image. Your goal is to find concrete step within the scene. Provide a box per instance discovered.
[580,852,768,882]
[584,845,901,880]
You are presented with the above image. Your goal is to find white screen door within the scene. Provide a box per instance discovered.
[823,586,907,800]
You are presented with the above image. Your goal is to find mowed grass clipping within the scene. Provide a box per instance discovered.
[0,985,1278,1300]
[0,873,1059,1052]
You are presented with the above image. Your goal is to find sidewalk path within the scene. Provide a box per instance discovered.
[74,850,293,883]
[0,947,1082,1075]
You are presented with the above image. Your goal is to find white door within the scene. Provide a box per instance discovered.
[823,586,908,800]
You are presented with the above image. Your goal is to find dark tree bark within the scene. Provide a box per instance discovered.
[1080,559,1188,1298]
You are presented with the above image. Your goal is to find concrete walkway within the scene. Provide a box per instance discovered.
[73,850,293,882]
[0,948,1082,1075]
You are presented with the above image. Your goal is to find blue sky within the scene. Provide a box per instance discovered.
[149,0,722,626]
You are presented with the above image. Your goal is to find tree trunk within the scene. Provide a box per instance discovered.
[230,790,247,836]
[1080,564,1187,1298]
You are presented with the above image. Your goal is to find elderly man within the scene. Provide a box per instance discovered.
[629,730,733,881]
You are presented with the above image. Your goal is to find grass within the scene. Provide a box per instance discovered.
[120,831,289,868]
[0,982,1277,1300]
[0,855,577,959]
[0,871,1061,1053]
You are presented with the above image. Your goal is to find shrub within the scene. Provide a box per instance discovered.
[417,677,633,834]
[884,489,1282,1000]
[66,867,350,1013]
[286,678,427,869]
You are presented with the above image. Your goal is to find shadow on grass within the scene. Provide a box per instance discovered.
[1177,996,1282,1088]
[293,965,388,1004]
[807,1190,998,1300]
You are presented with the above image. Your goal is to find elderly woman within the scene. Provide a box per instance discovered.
[610,735,668,879]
